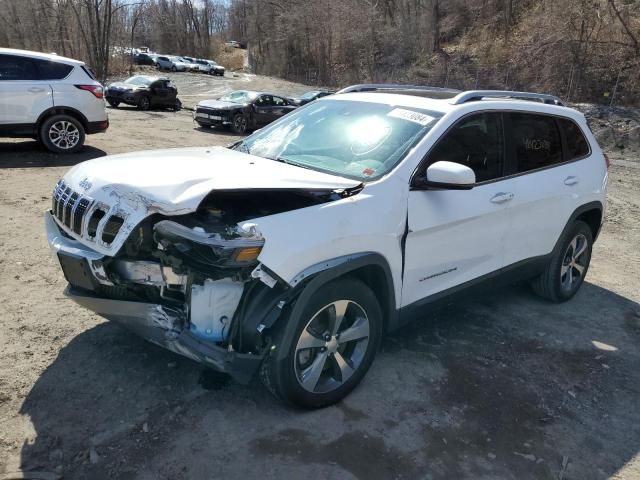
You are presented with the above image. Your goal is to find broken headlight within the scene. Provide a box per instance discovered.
[153,220,264,268]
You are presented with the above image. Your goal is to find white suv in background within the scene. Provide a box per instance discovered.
[46,85,607,408]
[0,48,108,153]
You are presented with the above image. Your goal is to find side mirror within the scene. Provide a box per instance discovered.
[414,161,476,190]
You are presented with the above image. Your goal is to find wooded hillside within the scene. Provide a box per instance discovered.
[228,0,640,105]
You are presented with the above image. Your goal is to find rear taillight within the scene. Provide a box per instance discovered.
[75,84,104,99]
[604,153,610,169]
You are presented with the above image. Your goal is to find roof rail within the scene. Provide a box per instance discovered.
[450,90,564,106]
[336,84,461,99]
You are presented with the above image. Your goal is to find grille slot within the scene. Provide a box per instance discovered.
[102,216,125,245]
[64,192,79,228]
[73,198,91,234]
[87,209,106,237]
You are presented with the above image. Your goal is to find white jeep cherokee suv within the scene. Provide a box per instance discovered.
[0,48,108,153]
[45,85,607,408]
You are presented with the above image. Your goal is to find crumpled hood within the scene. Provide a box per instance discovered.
[197,99,243,109]
[58,146,360,255]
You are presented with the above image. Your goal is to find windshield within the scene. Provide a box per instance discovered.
[232,99,442,181]
[125,76,152,86]
[220,90,258,104]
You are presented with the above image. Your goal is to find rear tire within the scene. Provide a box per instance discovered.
[39,114,85,154]
[173,99,182,111]
[260,278,382,409]
[108,100,120,108]
[531,220,593,302]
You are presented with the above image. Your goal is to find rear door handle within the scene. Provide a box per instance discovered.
[28,87,45,93]
[564,176,579,186]
[490,192,514,204]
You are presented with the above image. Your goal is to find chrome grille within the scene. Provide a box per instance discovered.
[51,180,93,236]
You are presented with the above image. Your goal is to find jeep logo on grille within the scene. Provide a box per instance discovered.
[79,177,92,191]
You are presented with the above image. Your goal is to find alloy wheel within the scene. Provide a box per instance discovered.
[139,97,150,110]
[48,121,80,150]
[234,115,247,133]
[560,233,589,292]
[294,300,370,394]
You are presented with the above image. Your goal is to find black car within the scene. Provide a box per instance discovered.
[289,90,335,106]
[133,53,155,66]
[105,75,181,111]
[194,90,297,134]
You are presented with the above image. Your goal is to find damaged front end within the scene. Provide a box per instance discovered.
[46,186,361,383]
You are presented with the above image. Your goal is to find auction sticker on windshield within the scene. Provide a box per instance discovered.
[387,108,435,126]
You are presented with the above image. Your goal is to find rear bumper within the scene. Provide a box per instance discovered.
[87,119,109,134]
[65,286,264,383]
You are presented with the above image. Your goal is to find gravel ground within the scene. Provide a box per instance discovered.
[0,71,639,480]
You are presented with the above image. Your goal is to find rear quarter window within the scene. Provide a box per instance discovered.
[558,118,590,160]
[35,60,73,80]
[510,112,563,173]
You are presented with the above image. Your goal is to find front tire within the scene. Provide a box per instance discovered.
[39,114,85,153]
[172,99,182,111]
[531,220,593,302]
[137,96,151,111]
[231,113,248,134]
[108,100,120,108]
[260,278,382,408]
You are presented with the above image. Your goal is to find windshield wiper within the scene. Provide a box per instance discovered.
[269,156,314,171]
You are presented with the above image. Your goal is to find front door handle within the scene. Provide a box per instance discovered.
[564,176,579,186]
[28,87,45,93]
[490,192,514,204]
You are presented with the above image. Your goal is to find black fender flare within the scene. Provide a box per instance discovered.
[270,252,397,361]
[552,201,604,255]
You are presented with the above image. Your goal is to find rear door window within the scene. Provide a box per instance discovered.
[558,118,590,160]
[510,113,563,173]
[0,54,38,80]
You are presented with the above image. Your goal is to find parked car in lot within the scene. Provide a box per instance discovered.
[0,47,108,153]
[155,56,186,72]
[105,75,181,111]
[176,56,200,72]
[194,90,297,133]
[289,90,335,106]
[46,85,607,408]
[195,59,225,76]
[133,53,155,66]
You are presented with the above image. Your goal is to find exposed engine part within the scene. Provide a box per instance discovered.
[251,263,278,288]
[190,278,245,341]
[197,186,364,223]
[112,260,164,285]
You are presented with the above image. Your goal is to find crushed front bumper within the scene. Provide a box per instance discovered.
[65,286,263,383]
[45,211,264,383]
